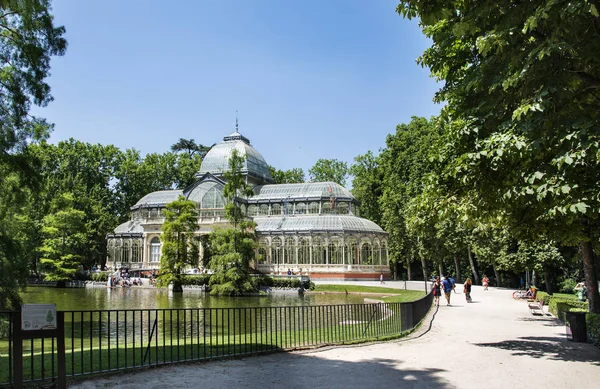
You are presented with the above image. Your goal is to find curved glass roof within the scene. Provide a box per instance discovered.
[132,190,182,208]
[251,182,355,202]
[198,131,272,183]
[113,220,143,234]
[254,215,386,234]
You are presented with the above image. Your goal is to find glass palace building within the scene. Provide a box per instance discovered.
[106,129,389,280]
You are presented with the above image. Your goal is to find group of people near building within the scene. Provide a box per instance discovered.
[432,274,491,306]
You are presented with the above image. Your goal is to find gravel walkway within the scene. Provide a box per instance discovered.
[71,282,600,389]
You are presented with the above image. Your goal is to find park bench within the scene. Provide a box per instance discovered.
[528,299,545,315]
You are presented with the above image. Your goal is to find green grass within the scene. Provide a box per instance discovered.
[553,292,577,299]
[380,291,427,303]
[312,284,422,296]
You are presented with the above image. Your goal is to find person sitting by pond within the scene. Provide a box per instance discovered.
[574,282,588,302]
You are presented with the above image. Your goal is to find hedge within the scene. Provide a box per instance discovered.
[180,274,315,291]
[587,313,600,348]
[548,297,588,321]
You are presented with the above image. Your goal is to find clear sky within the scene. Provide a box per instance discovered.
[36,0,440,181]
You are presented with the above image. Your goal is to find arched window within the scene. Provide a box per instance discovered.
[114,240,122,263]
[321,201,332,214]
[360,242,372,265]
[150,237,161,263]
[373,240,381,266]
[312,236,326,264]
[201,187,225,209]
[283,237,295,264]
[308,202,319,214]
[298,238,310,264]
[296,202,306,215]
[271,237,283,266]
[337,202,349,215]
[248,205,257,216]
[381,240,388,265]
[132,241,141,263]
[240,204,247,216]
[328,237,343,265]
[121,241,130,263]
[259,204,269,216]
[271,203,281,216]
[107,239,116,262]
[345,237,358,265]
[258,238,269,264]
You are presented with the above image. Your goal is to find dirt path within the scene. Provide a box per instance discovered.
[71,283,600,389]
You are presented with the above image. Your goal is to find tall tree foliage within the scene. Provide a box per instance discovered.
[0,0,66,308]
[350,151,383,225]
[209,150,257,296]
[171,138,211,159]
[157,196,199,292]
[39,193,86,284]
[269,166,305,184]
[379,117,442,279]
[397,0,600,312]
[308,158,349,186]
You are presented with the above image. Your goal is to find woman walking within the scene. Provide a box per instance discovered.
[482,275,489,291]
[464,278,473,303]
[432,276,442,305]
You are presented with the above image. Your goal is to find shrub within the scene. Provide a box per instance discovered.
[91,272,109,282]
[180,274,211,286]
[586,313,600,348]
[548,297,588,321]
[251,275,314,290]
[559,278,578,294]
[536,291,550,305]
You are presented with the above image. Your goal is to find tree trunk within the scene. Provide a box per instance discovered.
[532,270,538,288]
[438,263,444,279]
[467,247,479,285]
[454,254,461,283]
[406,258,412,281]
[394,261,400,281]
[492,263,500,287]
[170,281,184,293]
[580,240,600,314]
[420,254,428,282]
[544,270,555,295]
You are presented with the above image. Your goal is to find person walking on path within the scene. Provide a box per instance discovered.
[432,276,442,305]
[482,275,489,291]
[380,273,385,285]
[463,278,473,303]
[442,276,453,306]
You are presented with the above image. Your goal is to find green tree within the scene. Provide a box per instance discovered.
[0,167,31,309]
[308,159,349,186]
[0,0,66,307]
[209,149,257,296]
[39,193,86,285]
[350,151,383,225]
[269,166,305,184]
[397,0,600,312]
[171,138,211,159]
[157,196,200,292]
[379,117,442,280]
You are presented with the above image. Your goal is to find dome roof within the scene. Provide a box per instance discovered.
[198,131,272,183]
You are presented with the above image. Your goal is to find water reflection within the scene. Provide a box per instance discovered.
[21,287,367,311]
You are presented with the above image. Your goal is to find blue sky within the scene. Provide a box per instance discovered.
[37,0,440,181]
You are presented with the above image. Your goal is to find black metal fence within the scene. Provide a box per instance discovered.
[0,292,433,387]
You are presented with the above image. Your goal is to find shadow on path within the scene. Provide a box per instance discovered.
[474,335,600,365]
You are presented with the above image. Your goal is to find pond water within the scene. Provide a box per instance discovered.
[21,286,367,311]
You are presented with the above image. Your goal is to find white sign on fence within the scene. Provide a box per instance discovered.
[21,304,57,331]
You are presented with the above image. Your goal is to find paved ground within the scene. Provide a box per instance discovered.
[71,282,600,389]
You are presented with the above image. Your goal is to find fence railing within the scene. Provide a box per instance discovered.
[0,292,433,387]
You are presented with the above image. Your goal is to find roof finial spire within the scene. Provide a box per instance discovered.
[235,110,239,133]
